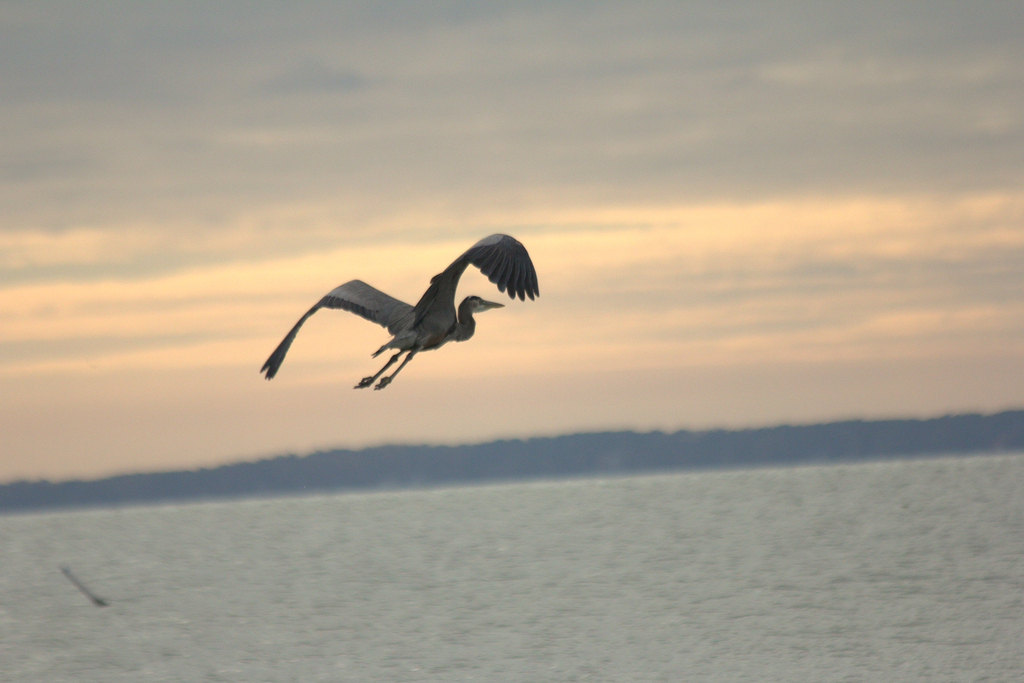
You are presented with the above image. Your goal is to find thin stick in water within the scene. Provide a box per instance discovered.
[60,566,108,607]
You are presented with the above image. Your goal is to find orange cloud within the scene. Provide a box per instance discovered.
[2,192,1022,382]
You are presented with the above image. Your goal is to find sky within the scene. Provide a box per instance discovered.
[2,1,1023,482]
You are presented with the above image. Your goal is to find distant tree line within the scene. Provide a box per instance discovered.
[3,410,1023,513]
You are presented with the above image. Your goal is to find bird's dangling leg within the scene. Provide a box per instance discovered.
[374,350,418,390]
[355,351,403,389]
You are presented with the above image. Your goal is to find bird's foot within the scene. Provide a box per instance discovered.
[374,377,393,390]
[354,376,375,389]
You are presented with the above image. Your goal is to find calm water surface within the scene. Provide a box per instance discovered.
[1,454,1022,682]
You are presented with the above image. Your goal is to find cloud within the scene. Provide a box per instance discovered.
[3,1,1023,256]
[260,60,369,95]
[3,192,1022,380]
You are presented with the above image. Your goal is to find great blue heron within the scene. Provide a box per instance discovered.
[261,234,539,389]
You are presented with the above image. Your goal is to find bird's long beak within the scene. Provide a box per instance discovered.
[480,299,505,310]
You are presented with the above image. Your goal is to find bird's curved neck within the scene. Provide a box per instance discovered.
[452,300,477,342]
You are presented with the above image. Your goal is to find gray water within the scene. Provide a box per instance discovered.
[1,455,1022,682]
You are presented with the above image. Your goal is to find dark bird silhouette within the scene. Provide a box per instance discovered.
[261,234,539,389]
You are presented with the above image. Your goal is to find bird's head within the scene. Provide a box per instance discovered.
[461,295,505,314]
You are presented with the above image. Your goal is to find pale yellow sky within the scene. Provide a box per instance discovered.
[2,2,1023,482]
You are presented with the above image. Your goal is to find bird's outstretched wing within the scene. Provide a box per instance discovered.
[460,233,540,301]
[412,234,540,327]
[261,280,413,379]
[321,280,415,334]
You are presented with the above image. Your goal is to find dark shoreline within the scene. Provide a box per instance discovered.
[4,410,1022,514]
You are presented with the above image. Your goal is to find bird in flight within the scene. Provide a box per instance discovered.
[261,234,539,389]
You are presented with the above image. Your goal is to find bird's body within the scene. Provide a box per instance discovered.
[261,234,538,389]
